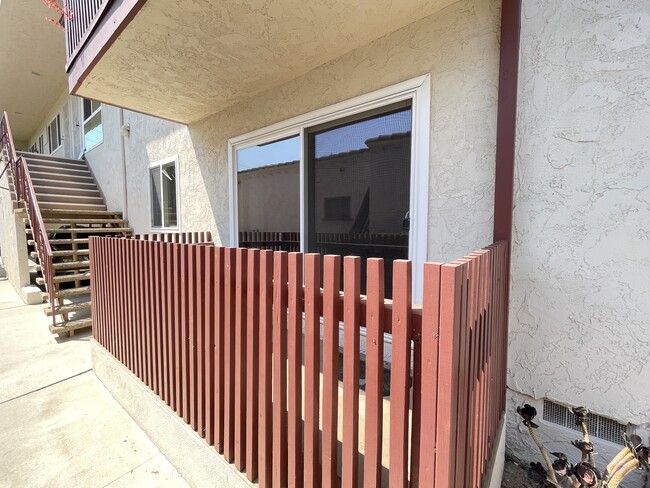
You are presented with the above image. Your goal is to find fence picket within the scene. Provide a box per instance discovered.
[258,250,274,488]
[322,254,341,488]
[389,260,412,488]
[224,247,237,461]
[304,253,321,488]
[288,252,303,488]
[342,256,361,488]
[214,247,225,453]
[246,249,260,481]
[235,248,248,470]
[273,251,289,488]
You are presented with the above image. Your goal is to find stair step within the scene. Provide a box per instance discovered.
[32,179,98,191]
[27,169,94,184]
[26,163,92,177]
[50,286,92,299]
[39,218,127,225]
[36,194,104,204]
[37,271,91,285]
[27,227,132,235]
[35,188,101,199]
[25,156,88,170]
[40,208,122,217]
[44,300,91,317]
[30,238,90,246]
[31,249,90,258]
[49,260,91,271]
[17,151,87,165]
[49,317,93,335]
[38,203,108,211]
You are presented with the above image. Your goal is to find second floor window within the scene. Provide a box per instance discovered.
[83,99,103,151]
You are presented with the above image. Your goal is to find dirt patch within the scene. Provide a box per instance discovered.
[501,455,550,488]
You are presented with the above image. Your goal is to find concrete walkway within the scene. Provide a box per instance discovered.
[0,279,189,487]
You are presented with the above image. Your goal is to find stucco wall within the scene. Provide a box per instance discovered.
[120,0,501,255]
[508,0,650,429]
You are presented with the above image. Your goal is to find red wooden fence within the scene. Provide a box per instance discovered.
[90,237,509,487]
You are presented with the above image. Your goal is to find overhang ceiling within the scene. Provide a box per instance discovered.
[77,0,458,125]
[0,0,67,146]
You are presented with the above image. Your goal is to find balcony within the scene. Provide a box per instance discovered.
[64,0,458,124]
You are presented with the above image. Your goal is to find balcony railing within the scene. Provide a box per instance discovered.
[64,0,111,68]
[90,236,509,487]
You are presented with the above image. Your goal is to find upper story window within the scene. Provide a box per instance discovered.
[149,156,179,230]
[48,114,62,154]
[30,143,37,153]
[38,134,44,154]
[83,98,103,151]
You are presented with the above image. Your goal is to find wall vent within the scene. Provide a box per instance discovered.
[543,399,628,446]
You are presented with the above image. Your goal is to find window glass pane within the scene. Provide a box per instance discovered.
[84,111,103,150]
[83,99,92,120]
[161,162,177,227]
[150,166,162,227]
[307,106,412,297]
[237,136,300,251]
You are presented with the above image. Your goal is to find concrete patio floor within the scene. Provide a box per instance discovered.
[0,278,189,487]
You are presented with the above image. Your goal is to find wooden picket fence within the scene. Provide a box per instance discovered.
[89,237,509,487]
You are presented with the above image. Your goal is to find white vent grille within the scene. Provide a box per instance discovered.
[543,400,628,446]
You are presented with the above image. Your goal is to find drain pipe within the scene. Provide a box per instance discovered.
[119,108,129,220]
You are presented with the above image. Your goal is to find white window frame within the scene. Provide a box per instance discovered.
[228,75,431,301]
[48,114,62,154]
[148,155,181,232]
[82,99,103,151]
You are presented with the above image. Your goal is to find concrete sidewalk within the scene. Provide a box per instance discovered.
[0,279,189,487]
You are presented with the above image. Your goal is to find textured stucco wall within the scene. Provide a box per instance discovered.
[121,0,500,256]
[508,0,650,431]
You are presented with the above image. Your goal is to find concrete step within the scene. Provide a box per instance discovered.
[33,185,101,197]
[26,163,92,177]
[25,156,88,170]
[38,203,108,211]
[35,261,90,272]
[17,151,87,166]
[31,249,90,259]
[28,169,94,184]
[31,178,98,190]
[40,209,122,217]
[36,194,104,205]
[53,286,92,299]
[44,300,91,317]
[37,271,91,285]
[31,238,90,246]
[49,317,93,335]
[27,227,132,235]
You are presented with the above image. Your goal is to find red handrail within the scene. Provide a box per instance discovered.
[1,112,56,322]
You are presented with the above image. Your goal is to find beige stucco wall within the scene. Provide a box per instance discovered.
[508,0,650,437]
[119,0,501,254]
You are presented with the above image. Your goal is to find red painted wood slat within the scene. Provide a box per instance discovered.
[258,250,274,488]
[303,253,321,488]
[288,252,303,488]
[322,254,341,488]
[389,260,412,488]
[205,245,215,445]
[223,247,236,461]
[363,258,384,488]
[342,256,361,488]
[234,248,248,470]
[273,251,288,488]
[245,248,260,481]
[214,247,225,453]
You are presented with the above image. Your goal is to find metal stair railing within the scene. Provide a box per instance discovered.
[1,112,56,323]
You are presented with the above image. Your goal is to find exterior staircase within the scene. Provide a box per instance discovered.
[9,151,132,335]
